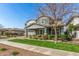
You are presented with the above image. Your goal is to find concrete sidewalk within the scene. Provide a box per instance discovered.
[0,40,79,56]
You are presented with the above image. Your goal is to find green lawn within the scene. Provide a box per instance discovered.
[9,39,79,53]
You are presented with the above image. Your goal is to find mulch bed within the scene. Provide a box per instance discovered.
[0,43,46,56]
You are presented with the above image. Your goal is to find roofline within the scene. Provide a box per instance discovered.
[25,16,53,27]
[25,19,35,25]
[66,15,79,26]
[26,23,46,28]
[0,28,24,31]
[36,15,53,21]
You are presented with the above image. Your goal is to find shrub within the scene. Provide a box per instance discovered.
[11,51,19,56]
[60,34,66,39]
[48,35,62,40]
[0,48,7,51]
[57,35,61,38]
[60,34,71,41]
[48,35,55,40]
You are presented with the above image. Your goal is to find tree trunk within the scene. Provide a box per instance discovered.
[54,27,58,44]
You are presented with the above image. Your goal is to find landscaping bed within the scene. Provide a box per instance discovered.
[10,39,79,53]
[0,43,45,56]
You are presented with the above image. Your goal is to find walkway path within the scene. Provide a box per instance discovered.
[0,40,79,56]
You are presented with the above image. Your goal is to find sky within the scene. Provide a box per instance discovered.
[0,3,41,28]
[0,3,79,29]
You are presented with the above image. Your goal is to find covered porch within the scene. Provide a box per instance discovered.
[26,24,47,36]
[26,24,63,40]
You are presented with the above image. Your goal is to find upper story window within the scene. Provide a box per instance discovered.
[42,19,46,24]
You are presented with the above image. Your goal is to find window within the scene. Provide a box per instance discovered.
[42,20,44,23]
[40,29,44,34]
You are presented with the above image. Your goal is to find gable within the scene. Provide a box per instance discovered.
[36,16,52,25]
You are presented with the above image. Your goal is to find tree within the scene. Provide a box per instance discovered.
[37,3,79,43]
[67,24,75,39]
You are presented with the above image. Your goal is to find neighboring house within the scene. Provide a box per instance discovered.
[0,28,24,36]
[25,16,64,38]
[66,13,79,39]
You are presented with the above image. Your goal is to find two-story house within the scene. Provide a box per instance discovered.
[25,16,64,39]
[66,13,79,39]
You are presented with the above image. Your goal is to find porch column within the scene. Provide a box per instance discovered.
[61,27,64,34]
[59,28,61,35]
[25,29,28,37]
[51,28,52,35]
[38,29,40,35]
[44,28,47,35]
[42,29,44,34]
